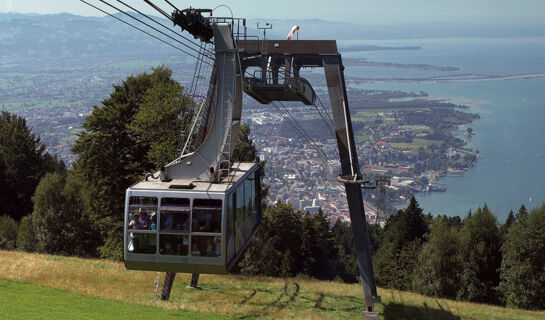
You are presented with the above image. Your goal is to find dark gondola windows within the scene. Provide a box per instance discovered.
[128,196,158,230]
[192,199,222,233]
[160,198,190,231]
[191,235,221,256]
[127,197,227,257]
[128,196,158,254]
[159,234,188,255]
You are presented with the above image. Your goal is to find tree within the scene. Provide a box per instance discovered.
[500,203,545,310]
[72,66,194,259]
[516,205,529,221]
[457,205,502,304]
[0,111,63,221]
[300,210,336,280]
[331,220,359,283]
[31,171,99,256]
[374,196,429,290]
[239,202,303,276]
[413,217,461,298]
[232,122,257,162]
[499,210,516,240]
[0,215,18,250]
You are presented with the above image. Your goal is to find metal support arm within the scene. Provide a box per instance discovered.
[323,55,379,312]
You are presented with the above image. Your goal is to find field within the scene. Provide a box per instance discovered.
[1,250,544,320]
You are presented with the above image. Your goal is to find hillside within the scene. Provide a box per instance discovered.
[0,250,543,320]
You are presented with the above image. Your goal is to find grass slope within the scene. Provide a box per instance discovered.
[0,279,227,320]
[0,250,544,320]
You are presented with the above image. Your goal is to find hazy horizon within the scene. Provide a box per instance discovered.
[1,0,545,27]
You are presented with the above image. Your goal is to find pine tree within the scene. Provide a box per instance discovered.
[300,210,336,280]
[331,219,359,283]
[500,203,545,310]
[374,196,428,290]
[457,205,501,304]
[0,111,63,221]
[499,210,516,240]
[516,205,529,221]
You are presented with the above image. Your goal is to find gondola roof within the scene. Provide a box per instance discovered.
[129,162,256,193]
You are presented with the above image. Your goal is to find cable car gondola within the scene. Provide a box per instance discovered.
[124,161,260,274]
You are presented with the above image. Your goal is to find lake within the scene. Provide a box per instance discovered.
[339,37,545,220]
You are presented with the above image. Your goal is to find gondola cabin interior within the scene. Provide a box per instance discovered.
[124,162,261,274]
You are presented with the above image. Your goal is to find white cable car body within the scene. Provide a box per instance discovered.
[124,162,260,274]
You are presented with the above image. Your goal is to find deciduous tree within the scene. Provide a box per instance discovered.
[32,171,99,256]
[413,217,461,298]
[72,66,194,259]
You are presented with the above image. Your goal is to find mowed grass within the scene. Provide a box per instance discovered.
[0,250,544,320]
[0,279,227,320]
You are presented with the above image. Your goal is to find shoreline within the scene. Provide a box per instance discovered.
[347,72,545,83]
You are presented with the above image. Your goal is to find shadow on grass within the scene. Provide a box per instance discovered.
[383,302,461,320]
[233,280,367,319]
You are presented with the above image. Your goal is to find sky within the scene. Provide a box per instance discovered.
[1,0,545,25]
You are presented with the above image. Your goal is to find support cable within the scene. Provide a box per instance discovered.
[272,101,335,169]
[311,99,336,140]
[99,0,214,61]
[163,0,179,11]
[79,0,212,66]
[277,101,334,165]
[115,0,216,57]
[314,94,336,133]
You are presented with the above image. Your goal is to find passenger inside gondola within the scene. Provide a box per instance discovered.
[128,214,138,229]
[159,234,188,256]
[163,212,174,230]
[191,243,200,256]
[150,212,157,230]
[137,208,149,229]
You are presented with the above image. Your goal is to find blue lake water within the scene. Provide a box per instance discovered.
[340,37,545,220]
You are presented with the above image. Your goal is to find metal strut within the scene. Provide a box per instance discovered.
[323,55,379,317]
[160,272,176,301]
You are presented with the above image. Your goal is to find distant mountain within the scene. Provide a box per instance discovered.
[249,18,545,40]
[0,12,183,59]
[1,12,545,60]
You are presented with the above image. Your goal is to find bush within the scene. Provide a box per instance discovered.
[0,215,18,249]
[17,215,36,252]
